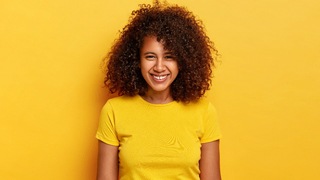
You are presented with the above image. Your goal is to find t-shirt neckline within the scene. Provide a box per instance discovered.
[137,95,178,107]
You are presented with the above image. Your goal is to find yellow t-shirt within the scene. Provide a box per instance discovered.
[96,95,221,180]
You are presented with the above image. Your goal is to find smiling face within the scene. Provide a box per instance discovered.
[140,36,179,97]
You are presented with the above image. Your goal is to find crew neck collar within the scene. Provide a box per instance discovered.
[137,95,177,107]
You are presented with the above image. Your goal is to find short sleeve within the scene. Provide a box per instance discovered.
[200,102,222,143]
[96,101,119,146]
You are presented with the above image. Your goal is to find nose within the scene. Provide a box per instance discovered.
[154,58,165,72]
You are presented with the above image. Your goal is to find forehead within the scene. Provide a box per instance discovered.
[141,36,163,50]
[140,36,171,52]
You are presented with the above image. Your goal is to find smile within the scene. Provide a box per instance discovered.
[152,74,168,81]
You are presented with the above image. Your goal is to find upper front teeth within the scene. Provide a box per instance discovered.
[154,75,166,80]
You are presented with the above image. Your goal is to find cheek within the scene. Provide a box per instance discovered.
[170,62,179,72]
[140,63,150,74]
[141,60,155,69]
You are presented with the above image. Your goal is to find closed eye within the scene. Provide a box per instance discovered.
[146,55,156,60]
[165,55,175,60]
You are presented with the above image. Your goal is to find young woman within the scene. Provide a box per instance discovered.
[96,2,221,179]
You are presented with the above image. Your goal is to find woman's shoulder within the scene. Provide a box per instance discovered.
[176,97,213,112]
[105,95,140,106]
[185,96,212,107]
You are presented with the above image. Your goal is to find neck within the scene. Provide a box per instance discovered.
[142,90,173,104]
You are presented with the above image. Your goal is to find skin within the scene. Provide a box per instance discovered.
[96,36,221,179]
[200,141,222,180]
[139,36,179,104]
[96,141,118,180]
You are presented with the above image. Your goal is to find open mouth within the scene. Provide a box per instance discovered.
[152,74,168,81]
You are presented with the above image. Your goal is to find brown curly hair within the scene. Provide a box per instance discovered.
[103,1,218,102]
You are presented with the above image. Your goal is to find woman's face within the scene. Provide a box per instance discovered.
[140,36,179,95]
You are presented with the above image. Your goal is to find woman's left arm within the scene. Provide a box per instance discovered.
[199,140,221,180]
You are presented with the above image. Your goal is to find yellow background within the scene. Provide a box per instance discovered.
[1,0,319,179]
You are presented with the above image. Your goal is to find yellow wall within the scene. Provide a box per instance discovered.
[1,0,319,179]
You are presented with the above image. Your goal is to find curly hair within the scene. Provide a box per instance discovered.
[103,1,218,102]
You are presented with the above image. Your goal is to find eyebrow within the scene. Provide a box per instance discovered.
[143,52,156,55]
[143,51,173,54]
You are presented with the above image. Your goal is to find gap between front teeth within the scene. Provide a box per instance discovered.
[154,75,166,80]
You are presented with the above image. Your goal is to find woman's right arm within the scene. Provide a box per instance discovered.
[96,141,119,180]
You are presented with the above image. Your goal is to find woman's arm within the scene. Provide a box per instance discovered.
[199,140,221,180]
[96,141,119,180]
